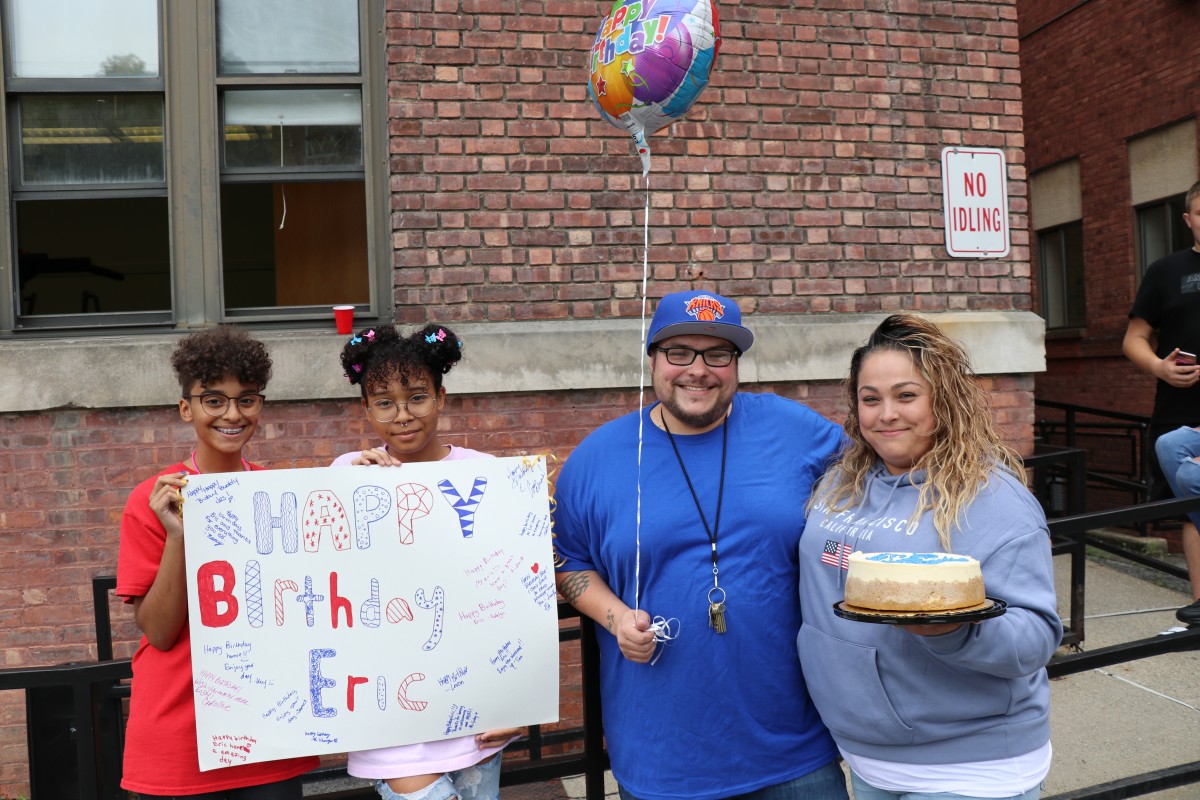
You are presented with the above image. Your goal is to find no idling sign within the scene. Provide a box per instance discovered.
[941,147,1010,259]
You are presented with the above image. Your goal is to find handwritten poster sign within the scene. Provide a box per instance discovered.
[182,456,559,771]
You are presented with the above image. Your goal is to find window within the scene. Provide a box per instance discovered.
[1136,195,1194,278]
[0,0,386,333]
[1037,221,1084,330]
[1029,159,1084,331]
[1129,120,1197,281]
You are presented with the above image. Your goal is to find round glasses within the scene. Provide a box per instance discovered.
[185,393,265,416]
[367,393,436,423]
[652,345,739,367]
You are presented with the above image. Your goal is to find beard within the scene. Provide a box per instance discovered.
[658,392,731,432]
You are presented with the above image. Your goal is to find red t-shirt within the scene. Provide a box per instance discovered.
[116,462,319,795]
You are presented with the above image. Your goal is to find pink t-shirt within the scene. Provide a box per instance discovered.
[332,444,512,779]
[330,444,491,467]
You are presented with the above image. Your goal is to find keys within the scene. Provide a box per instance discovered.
[708,600,727,634]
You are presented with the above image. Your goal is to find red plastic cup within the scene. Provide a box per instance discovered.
[333,305,355,335]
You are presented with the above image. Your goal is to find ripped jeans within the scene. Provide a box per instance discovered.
[374,753,503,800]
[1155,426,1200,528]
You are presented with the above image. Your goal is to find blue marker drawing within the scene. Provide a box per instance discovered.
[245,560,264,628]
[352,485,392,549]
[360,578,381,628]
[414,586,446,650]
[438,477,488,538]
[253,491,299,554]
[296,576,326,628]
[308,649,337,719]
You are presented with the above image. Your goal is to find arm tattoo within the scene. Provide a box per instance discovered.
[559,571,591,604]
[605,608,616,633]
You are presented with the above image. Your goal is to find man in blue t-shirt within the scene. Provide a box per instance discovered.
[553,290,848,800]
[1123,178,1200,623]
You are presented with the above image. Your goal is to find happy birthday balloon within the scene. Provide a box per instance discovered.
[587,0,720,176]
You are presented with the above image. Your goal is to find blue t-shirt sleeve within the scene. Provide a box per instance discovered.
[813,411,848,473]
[788,400,848,488]
[552,446,598,573]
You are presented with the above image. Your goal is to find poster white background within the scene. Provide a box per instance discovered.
[182,456,559,771]
[941,146,1010,258]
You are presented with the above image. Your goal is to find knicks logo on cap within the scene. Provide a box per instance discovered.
[685,295,725,322]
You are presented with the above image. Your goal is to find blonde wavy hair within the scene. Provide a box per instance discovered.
[811,314,1024,551]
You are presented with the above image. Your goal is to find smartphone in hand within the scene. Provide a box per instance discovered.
[1176,350,1198,366]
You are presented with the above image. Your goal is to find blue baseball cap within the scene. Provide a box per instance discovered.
[646,290,754,354]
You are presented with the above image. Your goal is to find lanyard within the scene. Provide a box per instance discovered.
[661,409,729,633]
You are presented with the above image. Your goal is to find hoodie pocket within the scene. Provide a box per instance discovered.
[799,622,915,746]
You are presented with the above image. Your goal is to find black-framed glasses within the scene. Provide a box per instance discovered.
[366,394,436,423]
[185,392,265,416]
[652,345,740,368]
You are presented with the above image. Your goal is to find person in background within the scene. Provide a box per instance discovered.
[1155,425,1200,624]
[1123,178,1200,621]
[554,290,849,800]
[799,314,1062,800]
[117,326,319,798]
[335,322,520,800]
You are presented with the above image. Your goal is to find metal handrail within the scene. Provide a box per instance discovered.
[9,465,1200,800]
[1049,495,1200,538]
[1,581,608,800]
[1034,398,1155,513]
[1041,493,1200,800]
[0,659,131,800]
[1035,398,1155,425]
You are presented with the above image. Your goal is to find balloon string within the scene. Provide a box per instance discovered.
[635,173,651,614]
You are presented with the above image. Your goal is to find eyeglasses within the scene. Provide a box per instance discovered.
[652,345,740,368]
[185,393,265,416]
[366,393,436,423]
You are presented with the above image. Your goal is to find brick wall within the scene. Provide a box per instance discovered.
[0,0,1035,794]
[1019,0,1200,414]
[388,0,1029,322]
[0,376,1033,793]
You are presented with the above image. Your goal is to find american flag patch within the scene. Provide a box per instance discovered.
[821,540,852,569]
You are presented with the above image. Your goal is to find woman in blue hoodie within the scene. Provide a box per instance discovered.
[798,314,1062,800]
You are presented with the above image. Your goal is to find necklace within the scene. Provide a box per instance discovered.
[661,407,729,634]
[189,450,251,474]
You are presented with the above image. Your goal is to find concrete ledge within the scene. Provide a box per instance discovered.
[0,310,1045,413]
[1087,527,1169,558]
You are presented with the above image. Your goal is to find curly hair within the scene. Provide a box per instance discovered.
[171,326,273,395]
[340,323,464,396]
[811,313,1023,551]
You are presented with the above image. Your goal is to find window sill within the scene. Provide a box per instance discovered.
[0,311,1047,414]
[1045,326,1086,341]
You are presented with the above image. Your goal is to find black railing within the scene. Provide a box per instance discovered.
[1035,399,1153,509]
[0,660,130,800]
[1023,442,1089,645]
[6,426,1200,800]
[0,577,609,800]
[1042,493,1200,800]
[1025,441,1088,516]
[934,428,1200,798]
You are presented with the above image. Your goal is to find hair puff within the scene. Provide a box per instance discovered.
[340,323,464,396]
